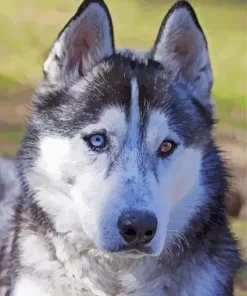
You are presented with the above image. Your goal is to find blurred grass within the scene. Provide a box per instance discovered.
[1,131,24,145]
[231,219,247,260]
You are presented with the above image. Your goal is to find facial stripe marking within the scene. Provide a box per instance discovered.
[126,77,140,147]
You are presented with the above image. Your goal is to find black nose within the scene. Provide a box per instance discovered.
[118,210,158,245]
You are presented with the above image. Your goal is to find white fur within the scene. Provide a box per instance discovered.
[128,77,140,145]
[12,276,52,296]
[167,149,205,235]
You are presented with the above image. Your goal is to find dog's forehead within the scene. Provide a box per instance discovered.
[72,54,171,123]
[73,51,212,145]
[70,54,207,146]
[35,52,211,146]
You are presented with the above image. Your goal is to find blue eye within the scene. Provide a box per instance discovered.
[87,134,107,149]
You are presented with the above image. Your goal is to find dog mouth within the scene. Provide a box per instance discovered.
[118,250,147,258]
[105,244,154,257]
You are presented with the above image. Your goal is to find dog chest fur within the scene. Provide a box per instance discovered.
[15,221,172,296]
[14,215,229,296]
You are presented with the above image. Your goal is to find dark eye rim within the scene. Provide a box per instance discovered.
[83,133,108,151]
[157,139,178,158]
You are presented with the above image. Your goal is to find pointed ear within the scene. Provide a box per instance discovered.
[43,0,114,84]
[151,1,213,102]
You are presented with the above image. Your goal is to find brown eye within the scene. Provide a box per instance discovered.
[158,140,176,156]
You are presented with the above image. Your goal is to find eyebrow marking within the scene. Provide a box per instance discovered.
[126,76,140,147]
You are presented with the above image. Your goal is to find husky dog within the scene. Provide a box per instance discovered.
[0,1,241,295]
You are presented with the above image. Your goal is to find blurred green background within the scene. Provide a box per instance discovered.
[0,0,246,294]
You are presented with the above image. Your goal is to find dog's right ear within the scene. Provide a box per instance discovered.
[43,0,114,84]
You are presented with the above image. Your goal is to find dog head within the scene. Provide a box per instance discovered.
[19,0,214,257]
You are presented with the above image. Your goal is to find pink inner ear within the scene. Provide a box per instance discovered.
[173,31,198,79]
[174,30,197,57]
[65,19,97,74]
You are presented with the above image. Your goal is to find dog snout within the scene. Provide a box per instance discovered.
[118,210,158,245]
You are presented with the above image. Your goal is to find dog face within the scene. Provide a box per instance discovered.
[21,1,214,256]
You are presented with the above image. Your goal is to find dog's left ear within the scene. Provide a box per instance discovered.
[151,1,213,102]
[43,0,114,84]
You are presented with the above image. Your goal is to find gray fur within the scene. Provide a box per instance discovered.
[0,157,20,246]
[0,157,20,296]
